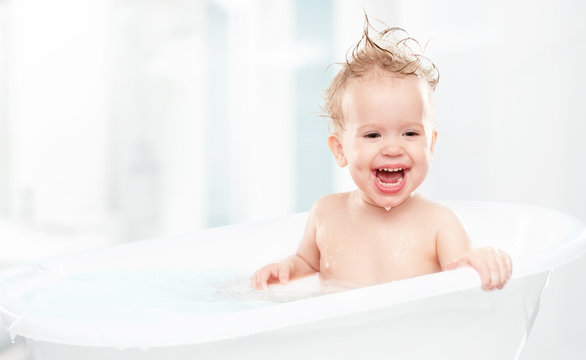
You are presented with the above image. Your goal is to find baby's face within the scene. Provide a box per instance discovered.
[328,73,437,210]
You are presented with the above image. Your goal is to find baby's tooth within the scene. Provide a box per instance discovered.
[379,168,404,172]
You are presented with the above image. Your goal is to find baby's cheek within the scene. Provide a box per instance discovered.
[354,163,372,177]
[422,148,434,164]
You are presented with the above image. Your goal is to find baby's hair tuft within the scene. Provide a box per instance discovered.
[323,14,439,133]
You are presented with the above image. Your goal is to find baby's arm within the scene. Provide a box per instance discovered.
[251,206,320,290]
[436,207,512,290]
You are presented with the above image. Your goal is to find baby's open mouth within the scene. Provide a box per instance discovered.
[374,167,405,188]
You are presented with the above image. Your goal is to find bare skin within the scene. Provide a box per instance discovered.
[252,73,512,291]
[252,191,511,290]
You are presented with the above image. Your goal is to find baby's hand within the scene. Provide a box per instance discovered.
[446,248,513,290]
[251,261,292,290]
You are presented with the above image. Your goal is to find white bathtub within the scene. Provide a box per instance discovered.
[0,201,584,360]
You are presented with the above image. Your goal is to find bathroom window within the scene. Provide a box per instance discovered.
[0,0,337,254]
[110,0,207,240]
[203,0,335,226]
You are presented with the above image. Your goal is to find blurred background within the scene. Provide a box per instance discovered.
[0,0,584,358]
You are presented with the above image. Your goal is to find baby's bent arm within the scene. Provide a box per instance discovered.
[436,207,512,290]
[295,204,321,272]
[435,209,472,270]
[251,205,320,290]
[251,254,316,290]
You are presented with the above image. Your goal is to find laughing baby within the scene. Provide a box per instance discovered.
[252,19,512,291]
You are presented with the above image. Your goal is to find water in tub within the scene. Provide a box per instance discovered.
[16,268,326,324]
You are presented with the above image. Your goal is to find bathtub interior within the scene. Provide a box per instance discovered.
[9,201,578,279]
[0,201,584,351]
[7,201,583,273]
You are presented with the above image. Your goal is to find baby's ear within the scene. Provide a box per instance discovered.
[328,134,347,167]
[430,128,438,156]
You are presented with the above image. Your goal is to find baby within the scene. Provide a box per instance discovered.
[251,20,512,291]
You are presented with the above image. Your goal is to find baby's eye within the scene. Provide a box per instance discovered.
[403,131,419,137]
[364,132,381,139]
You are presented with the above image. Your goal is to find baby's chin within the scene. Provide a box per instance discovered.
[377,201,403,211]
[373,192,417,211]
[357,191,411,211]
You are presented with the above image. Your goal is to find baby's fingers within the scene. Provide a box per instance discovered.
[495,250,513,289]
[482,249,512,290]
[268,266,286,285]
[485,250,502,290]
[448,248,513,291]
[254,267,276,289]
[252,262,291,290]
[252,269,270,290]
[501,250,513,279]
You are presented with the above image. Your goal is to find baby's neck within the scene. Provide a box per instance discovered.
[352,190,419,214]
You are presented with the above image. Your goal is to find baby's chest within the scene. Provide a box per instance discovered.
[315,221,438,279]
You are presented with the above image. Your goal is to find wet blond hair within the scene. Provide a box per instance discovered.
[323,16,439,133]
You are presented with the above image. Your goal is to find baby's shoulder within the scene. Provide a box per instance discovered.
[313,192,351,208]
[311,192,351,216]
[411,195,461,224]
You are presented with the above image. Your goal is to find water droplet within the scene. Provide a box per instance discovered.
[385,207,391,211]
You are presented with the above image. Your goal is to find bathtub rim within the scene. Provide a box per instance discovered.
[0,201,584,348]
[0,268,554,349]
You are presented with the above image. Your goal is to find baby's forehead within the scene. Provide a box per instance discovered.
[342,73,433,110]
[333,73,434,132]
[344,71,430,93]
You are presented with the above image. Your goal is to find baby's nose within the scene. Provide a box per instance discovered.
[381,141,404,156]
